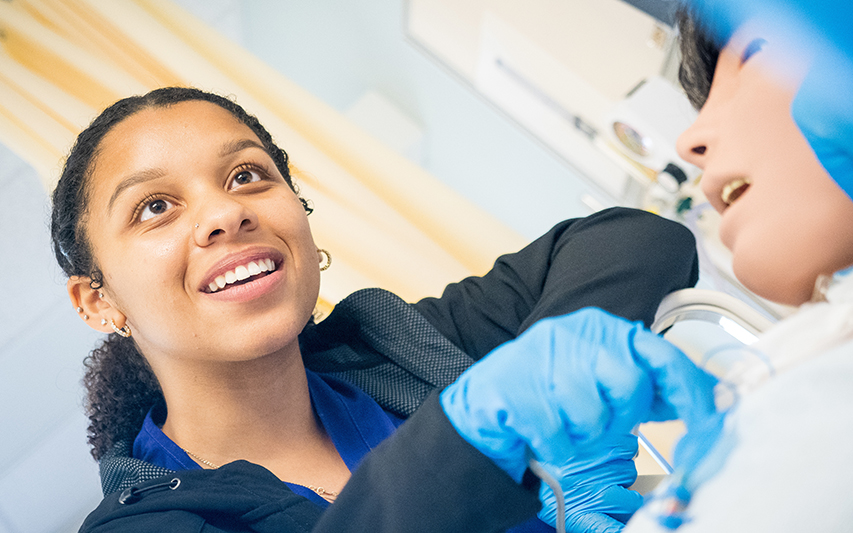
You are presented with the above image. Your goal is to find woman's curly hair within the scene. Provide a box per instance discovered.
[51,87,309,460]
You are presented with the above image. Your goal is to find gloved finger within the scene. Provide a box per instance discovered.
[560,434,638,472]
[603,433,639,463]
[565,511,626,533]
[497,315,609,461]
[590,329,655,437]
[557,466,640,514]
[631,327,718,430]
[583,484,644,517]
[547,310,653,442]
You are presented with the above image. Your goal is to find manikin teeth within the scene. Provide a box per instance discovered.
[207,258,276,293]
[721,178,752,206]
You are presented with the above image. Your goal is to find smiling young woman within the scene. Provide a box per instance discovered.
[55,87,702,533]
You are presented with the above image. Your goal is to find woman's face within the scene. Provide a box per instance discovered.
[82,100,321,364]
[677,22,853,305]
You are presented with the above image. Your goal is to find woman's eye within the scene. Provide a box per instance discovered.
[740,38,767,65]
[139,198,175,222]
[231,168,262,188]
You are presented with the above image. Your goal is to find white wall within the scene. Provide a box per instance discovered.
[0,143,104,532]
[240,0,598,240]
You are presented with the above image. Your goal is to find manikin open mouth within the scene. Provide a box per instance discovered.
[721,178,752,206]
[205,258,276,293]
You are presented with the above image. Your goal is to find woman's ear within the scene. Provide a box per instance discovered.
[67,276,123,334]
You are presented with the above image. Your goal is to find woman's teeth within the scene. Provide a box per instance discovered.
[207,258,276,293]
[721,178,752,206]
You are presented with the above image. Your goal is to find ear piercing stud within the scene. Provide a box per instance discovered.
[76,306,88,320]
[101,318,108,326]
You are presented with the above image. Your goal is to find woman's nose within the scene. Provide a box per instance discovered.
[193,196,259,246]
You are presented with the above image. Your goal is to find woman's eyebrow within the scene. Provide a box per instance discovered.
[106,139,266,213]
[219,138,266,157]
[108,167,166,214]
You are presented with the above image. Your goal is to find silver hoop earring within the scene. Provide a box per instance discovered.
[110,319,132,338]
[317,249,332,271]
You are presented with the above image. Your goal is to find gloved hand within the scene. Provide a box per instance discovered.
[440,307,718,484]
[536,433,644,533]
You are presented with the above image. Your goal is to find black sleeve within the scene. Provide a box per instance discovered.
[312,392,541,533]
[413,207,699,360]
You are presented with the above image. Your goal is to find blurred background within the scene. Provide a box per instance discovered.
[0,1,786,530]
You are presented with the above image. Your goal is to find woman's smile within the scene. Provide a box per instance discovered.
[204,258,276,294]
[202,265,284,303]
[199,246,283,294]
[199,246,286,303]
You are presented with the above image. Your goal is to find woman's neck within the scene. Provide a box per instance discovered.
[156,343,336,477]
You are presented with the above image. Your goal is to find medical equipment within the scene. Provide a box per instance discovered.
[640,287,777,528]
[527,452,567,533]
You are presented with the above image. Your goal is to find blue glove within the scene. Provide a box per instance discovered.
[440,307,718,484]
[791,51,853,202]
[536,433,644,532]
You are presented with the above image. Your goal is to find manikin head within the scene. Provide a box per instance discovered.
[676,13,853,306]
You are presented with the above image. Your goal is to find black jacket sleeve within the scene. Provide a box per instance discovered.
[313,392,542,532]
[413,207,699,360]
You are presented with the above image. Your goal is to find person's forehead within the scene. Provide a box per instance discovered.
[88,101,262,199]
[94,101,261,169]
[111,100,249,139]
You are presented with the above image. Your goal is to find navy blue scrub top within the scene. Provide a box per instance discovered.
[133,370,553,531]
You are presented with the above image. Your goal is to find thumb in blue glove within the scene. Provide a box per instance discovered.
[536,433,644,532]
[440,307,718,483]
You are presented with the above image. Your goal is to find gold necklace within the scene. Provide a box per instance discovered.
[183,449,339,502]
[184,449,220,469]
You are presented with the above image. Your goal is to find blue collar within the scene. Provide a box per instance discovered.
[132,370,404,507]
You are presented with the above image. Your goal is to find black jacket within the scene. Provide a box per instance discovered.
[80,208,700,533]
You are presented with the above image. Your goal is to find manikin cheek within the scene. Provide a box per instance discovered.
[729,228,820,306]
